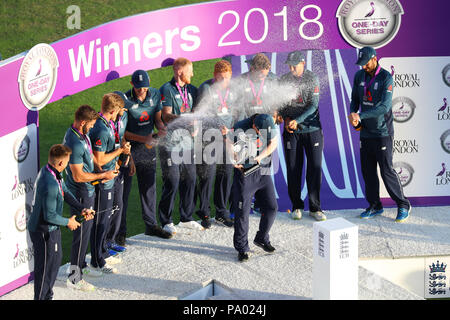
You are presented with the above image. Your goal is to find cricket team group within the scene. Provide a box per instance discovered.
[28,47,411,300]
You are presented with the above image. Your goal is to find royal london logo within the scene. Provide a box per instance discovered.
[437,98,449,120]
[391,66,420,88]
[435,163,450,186]
[336,0,404,49]
[392,96,415,123]
[393,161,414,187]
[13,243,34,269]
[393,139,418,154]
[18,43,59,111]
[11,175,34,201]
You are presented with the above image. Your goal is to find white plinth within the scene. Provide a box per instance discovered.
[313,217,358,300]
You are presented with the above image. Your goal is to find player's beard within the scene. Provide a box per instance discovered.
[82,124,90,135]
[180,73,191,84]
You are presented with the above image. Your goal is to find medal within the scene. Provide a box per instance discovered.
[217,87,230,114]
[176,83,190,113]
[249,78,265,107]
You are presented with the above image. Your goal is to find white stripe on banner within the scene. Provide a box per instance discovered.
[322,50,354,198]
[335,49,364,198]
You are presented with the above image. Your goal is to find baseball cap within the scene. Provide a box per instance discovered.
[285,51,306,66]
[131,70,150,88]
[356,47,377,66]
[253,114,274,130]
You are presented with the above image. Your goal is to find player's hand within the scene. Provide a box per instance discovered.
[220,126,229,136]
[81,208,95,221]
[284,117,294,133]
[67,216,81,231]
[102,170,118,182]
[121,141,131,155]
[234,164,244,171]
[129,158,136,176]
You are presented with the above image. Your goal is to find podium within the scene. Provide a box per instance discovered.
[312,218,358,300]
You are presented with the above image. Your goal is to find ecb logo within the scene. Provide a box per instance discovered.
[336,0,404,48]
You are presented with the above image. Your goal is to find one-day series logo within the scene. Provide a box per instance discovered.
[440,129,450,154]
[336,0,404,48]
[392,96,416,123]
[393,161,414,187]
[17,43,59,111]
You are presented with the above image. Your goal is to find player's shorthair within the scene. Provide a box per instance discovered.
[214,60,232,75]
[75,105,98,122]
[249,53,271,71]
[48,144,72,161]
[102,93,124,113]
[173,57,192,71]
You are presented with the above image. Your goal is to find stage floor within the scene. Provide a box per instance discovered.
[2,206,450,300]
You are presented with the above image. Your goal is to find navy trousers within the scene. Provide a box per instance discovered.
[106,169,126,244]
[158,146,196,226]
[131,142,157,227]
[90,183,114,268]
[118,166,133,237]
[360,136,410,209]
[68,188,95,283]
[232,168,278,253]
[282,129,323,212]
[195,162,215,219]
[214,146,234,219]
[30,229,62,300]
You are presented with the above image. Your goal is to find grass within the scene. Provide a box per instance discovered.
[0,0,219,264]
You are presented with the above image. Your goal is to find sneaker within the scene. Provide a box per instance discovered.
[105,255,122,265]
[115,234,126,247]
[291,209,303,220]
[108,249,119,256]
[145,225,173,239]
[395,206,411,223]
[66,279,95,291]
[200,217,211,229]
[253,240,276,253]
[310,210,327,221]
[99,263,118,274]
[238,252,249,262]
[215,216,234,227]
[163,223,177,235]
[82,265,103,277]
[251,206,261,215]
[109,242,126,253]
[360,207,384,219]
[179,220,205,231]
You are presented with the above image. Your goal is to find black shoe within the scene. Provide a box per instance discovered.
[145,225,173,239]
[115,234,126,247]
[200,217,211,229]
[238,252,249,262]
[253,240,276,253]
[216,216,234,227]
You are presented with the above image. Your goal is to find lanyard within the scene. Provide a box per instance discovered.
[217,88,230,112]
[71,126,92,155]
[176,83,190,112]
[46,164,64,197]
[249,78,265,105]
[99,112,114,137]
[364,65,381,97]
[110,119,120,144]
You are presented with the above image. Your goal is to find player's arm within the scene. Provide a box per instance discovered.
[255,136,278,164]
[360,77,393,120]
[70,163,117,183]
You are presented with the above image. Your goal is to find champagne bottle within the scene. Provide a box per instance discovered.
[117,152,130,168]
[353,121,362,131]
[75,214,86,223]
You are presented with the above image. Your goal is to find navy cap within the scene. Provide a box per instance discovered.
[285,51,306,66]
[131,70,150,88]
[253,114,274,130]
[356,47,377,66]
[113,91,133,109]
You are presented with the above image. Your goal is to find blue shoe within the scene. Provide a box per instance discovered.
[110,243,126,253]
[108,249,119,256]
[395,206,411,223]
[360,207,384,219]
